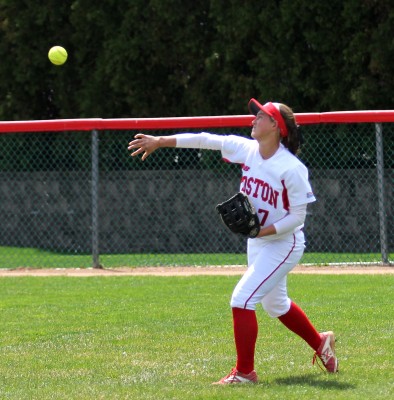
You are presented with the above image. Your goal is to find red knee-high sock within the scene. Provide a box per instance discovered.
[278,301,321,351]
[232,307,258,374]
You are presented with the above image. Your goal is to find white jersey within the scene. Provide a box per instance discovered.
[220,135,316,233]
[175,132,316,237]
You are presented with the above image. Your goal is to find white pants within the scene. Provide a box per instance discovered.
[230,230,305,317]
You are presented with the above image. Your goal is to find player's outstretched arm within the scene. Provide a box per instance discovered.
[128,133,176,161]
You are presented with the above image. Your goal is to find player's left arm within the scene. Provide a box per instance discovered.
[256,204,307,238]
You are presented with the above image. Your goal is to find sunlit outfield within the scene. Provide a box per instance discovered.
[0,246,392,269]
[0,274,393,399]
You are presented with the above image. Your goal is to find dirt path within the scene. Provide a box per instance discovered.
[0,265,393,277]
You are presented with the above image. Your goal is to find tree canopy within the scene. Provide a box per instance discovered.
[0,0,393,120]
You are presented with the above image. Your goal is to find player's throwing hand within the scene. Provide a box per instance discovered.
[128,133,167,161]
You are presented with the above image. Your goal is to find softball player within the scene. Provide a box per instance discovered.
[128,98,338,384]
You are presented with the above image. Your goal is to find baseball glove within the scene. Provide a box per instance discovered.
[216,192,260,238]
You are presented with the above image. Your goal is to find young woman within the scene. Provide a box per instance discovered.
[128,98,338,384]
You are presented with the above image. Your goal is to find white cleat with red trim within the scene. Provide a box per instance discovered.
[212,368,258,385]
[313,331,339,373]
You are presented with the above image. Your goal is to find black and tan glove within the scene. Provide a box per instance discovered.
[216,192,260,238]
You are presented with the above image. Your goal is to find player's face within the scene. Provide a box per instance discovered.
[251,111,276,140]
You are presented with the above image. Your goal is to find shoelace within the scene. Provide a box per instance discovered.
[312,352,327,372]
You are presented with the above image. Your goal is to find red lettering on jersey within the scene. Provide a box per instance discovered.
[240,176,254,195]
[241,174,280,209]
[261,182,269,202]
[261,182,279,208]
[252,178,264,198]
[269,189,279,208]
[281,179,289,211]
[245,177,253,195]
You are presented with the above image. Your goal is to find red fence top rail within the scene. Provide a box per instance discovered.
[1,111,394,133]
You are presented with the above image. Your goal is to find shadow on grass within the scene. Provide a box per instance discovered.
[273,374,356,390]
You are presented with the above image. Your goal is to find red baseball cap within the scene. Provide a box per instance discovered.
[248,98,288,137]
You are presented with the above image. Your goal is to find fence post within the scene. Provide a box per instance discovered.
[375,123,389,265]
[91,129,101,268]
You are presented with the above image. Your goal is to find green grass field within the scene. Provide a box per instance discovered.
[0,246,391,268]
[0,274,393,399]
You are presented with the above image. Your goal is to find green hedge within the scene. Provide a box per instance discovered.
[1,0,393,121]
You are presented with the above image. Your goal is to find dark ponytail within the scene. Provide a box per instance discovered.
[279,104,302,155]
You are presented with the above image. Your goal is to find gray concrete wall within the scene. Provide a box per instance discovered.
[0,169,392,253]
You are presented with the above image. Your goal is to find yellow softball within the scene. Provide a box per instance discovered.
[48,46,68,66]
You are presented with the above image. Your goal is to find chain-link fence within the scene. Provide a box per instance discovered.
[0,119,393,268]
